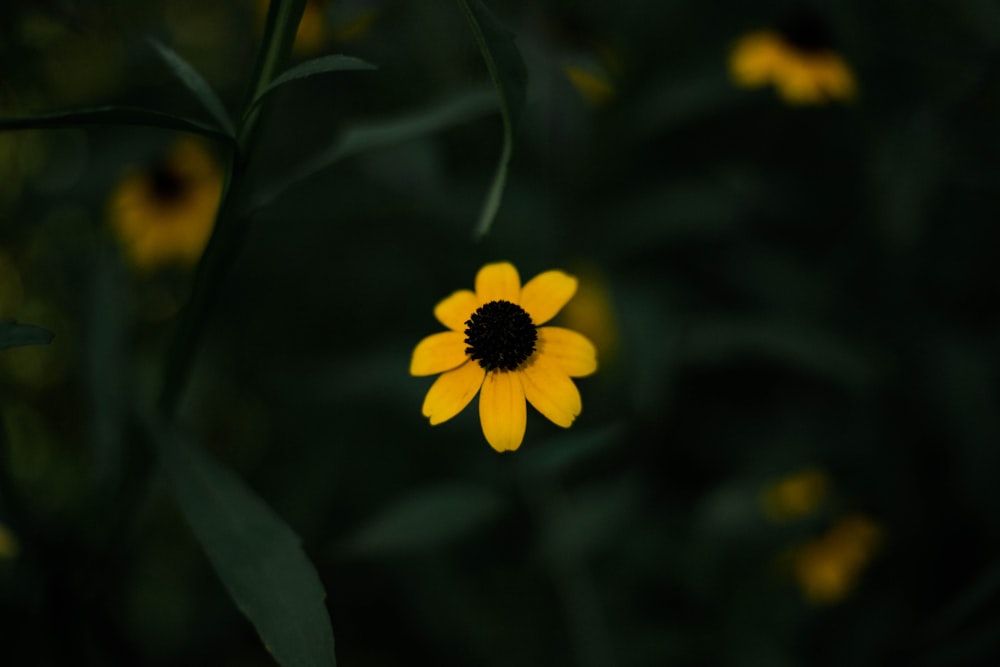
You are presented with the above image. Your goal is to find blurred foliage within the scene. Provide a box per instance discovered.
[2,0,1000,665]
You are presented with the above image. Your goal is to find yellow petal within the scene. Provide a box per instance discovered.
[519,270,578,325]
[410,331,469,376]
[520,354,582,428]
[433,289,479,332]
[475,262,521,304]
[729,31,786,88]
[536,327,598,377]
[478,370,527,452]
[422,360,485,425]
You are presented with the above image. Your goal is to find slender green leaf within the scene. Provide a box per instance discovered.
[85,244,127,485]
[0,320,54,350]
[683,318,875,389]
[455,0,527,237]
[155,426,336,667]
[247,88,498,213]
[339,482,506,556]
[248,55,377,113]
[520,424,625,479]
[148,38,237,137]
[0,106,234,143]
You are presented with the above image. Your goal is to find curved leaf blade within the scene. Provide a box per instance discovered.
[339,482,506,556]
[247,88,498,214]
[0,320,54,350]
[248,54,377,113]
[455,0,527,237]
[149,38,237,137]
[156,427,336,667]
[0,106,235,143]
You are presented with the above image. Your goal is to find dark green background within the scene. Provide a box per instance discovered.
[2,0,1000,664]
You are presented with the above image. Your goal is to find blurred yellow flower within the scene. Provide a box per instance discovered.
[564,64,615,107]
[255,0,378,54]
[107,138,222,272]
[411,262,598,452]
[0,522,20,559]
[295,0,330,54]
[329,4,380,44]
[790,515,881,605]
[557,263,617,364]
[729,25,856,105]
[761,467,829,522]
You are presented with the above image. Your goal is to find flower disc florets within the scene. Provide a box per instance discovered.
[464,300,537,371]
[149,162,191,202]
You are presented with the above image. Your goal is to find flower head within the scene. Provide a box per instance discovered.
[411,262,598,452]
[107,138,222,272]
[729,14,856,106]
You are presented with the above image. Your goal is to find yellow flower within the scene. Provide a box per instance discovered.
[790,515,881,605]
[761,467,829,522]
[411,262,598,452]
[107,138,222,272]
[729,27,856,105]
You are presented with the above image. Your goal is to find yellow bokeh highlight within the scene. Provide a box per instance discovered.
[564,65,616,107]
[790,515,881,605]
[761,467,829,522]
[0,522,20,560]
[558,264,618,365]
[107,138,223,272]
[729,30,856,106]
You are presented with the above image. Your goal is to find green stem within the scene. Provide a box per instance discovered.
[157,0,306,418]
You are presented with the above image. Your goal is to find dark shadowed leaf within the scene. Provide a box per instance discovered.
[248,54,377,113]
[0,106,234,143]
[85,244,128,486]
[247,88,498,213]
[683,318,876,389]
[520,424,625,478]
[155,426,336,667]
[148,38,237,137]
[455,0,527,237]
[0,320,54,350]
[339,482,506,556]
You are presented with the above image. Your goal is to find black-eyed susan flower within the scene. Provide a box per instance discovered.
[411,262,597,452]
[729,14,856,106]
[789,514,881,604]
[107,138,222,272]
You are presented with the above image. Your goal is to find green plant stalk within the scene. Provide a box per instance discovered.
[157,0,306,418]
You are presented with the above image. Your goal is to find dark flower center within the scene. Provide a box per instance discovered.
[464,300,538,371]
[149,162,191,202]
[779,12,833,52]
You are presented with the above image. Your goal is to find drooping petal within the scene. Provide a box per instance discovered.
[475,262,521,304]
[410,331,469,376]
[422,360,486,425]
[536,327,598,377]
[434,289,479,332]
[520,354,582,428]
[519,270,578,325]
[479,370,527,452]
